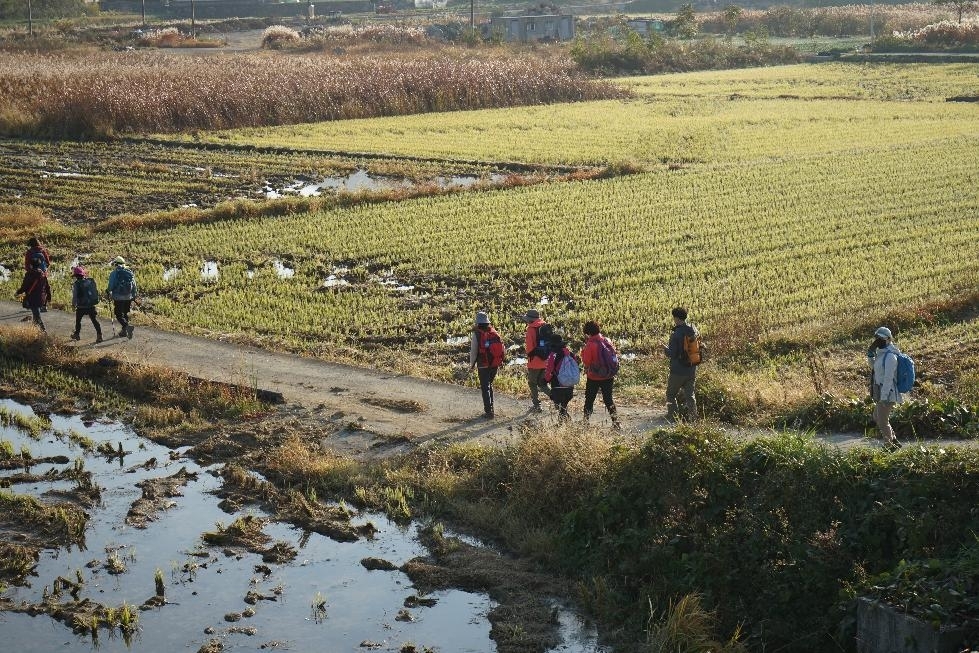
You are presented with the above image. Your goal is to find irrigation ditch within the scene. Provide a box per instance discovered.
[0,397,608,653]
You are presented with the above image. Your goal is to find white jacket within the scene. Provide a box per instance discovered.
[873,343,904,404]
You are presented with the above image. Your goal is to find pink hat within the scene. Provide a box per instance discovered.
[71,265,86,277]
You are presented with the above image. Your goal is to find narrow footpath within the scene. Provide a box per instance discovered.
[0,301,890,454]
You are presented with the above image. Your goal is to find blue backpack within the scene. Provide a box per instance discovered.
[895,352,915,393]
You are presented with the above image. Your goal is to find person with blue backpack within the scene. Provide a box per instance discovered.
[544,332,580,423]
[580,320,621,430]
[70,266,103,344]
[870,326,915,449]
[107,256,138,339]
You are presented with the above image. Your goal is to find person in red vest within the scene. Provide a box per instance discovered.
[580,320,621,430]
[521,308,551,412]
[469,311,505,419]
[15,257,51,331]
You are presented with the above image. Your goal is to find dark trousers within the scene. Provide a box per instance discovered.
[478,366,498,415]
[584,378,617,419]
[550,386,573,422]
[113,299,132,329]
[28,305,45,331]
[74,307,102,338]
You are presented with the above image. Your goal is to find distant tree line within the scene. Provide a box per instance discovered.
[0,0,88,20]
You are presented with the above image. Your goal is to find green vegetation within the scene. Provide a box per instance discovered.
[264,425,979,651]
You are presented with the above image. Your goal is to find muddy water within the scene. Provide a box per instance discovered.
[0,399,607,653]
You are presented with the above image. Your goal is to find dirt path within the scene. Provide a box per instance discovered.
[0,300,935,454]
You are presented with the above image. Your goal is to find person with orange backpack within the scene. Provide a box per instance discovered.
[581,320,621,430]
[662,307,701,422]
[15,257,51,332]
[520,308,552,412]
[469,311,505,419]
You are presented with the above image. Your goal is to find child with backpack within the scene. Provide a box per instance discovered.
[870,326,913,449]
[15,257,50,332]
[469,311,505,419]
[70,266,103,343]
[107,256,138,339]
[581,320,621,430]
[544,332,580,423]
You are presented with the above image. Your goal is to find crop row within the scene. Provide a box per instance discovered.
[0,52,627,138]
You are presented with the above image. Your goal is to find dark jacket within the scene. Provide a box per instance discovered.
[17,269,51,308]
[665,322,699,375]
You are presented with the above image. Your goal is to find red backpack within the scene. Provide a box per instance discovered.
[479,328,506,368]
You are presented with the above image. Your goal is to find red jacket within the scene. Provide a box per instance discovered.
[524,319,548,370]
[24,246,51,272]
[581,334,617,381]
[17,269,51,308]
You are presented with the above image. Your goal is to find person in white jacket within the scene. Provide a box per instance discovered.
[871,326,903,448]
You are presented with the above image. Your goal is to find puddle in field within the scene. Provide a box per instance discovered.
[162,267,180,282]
[0,264,10,282]
[263,170,507,199]
[0,398,609,653]
[272,260,294,279]
[201,261,219,281]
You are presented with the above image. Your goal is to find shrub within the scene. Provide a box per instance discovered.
[876,18,979,51]
[261,25,301,49]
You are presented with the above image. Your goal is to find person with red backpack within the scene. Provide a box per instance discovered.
[469,311,505,419]
[15,257,51,332]
[581,321,621,430]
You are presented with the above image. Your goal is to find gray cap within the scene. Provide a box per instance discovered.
[874,326,893,340]
[521,308,540,322]
[475,311,489,326]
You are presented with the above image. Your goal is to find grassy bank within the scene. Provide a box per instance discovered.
[262,423,979,651]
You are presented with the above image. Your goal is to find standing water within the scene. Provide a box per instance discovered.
[0,399,609,653]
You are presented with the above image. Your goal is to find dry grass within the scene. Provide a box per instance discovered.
[0,204,80,247]
[644,594,747,653]
[0,51,628,138]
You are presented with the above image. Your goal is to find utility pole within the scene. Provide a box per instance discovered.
[869,0,875,39]
[141,0,146,26]
[191,0,196,37]
[470,0,474,38]
[27,0,33,37]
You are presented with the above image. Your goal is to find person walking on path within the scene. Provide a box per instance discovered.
[70,266,103,343]
[870,326,904,449]
[662,307,699,422]
[581,320,621,429]
[521,308,551,412]
[544,332,579,423]
[15,257,50,331]
[469,311,505,419]
[24,236,50,272]
[107,256,138,339]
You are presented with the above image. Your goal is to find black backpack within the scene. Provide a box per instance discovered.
[77,278,100,308]
[531,323,554,359]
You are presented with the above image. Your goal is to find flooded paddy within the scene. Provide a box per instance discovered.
[0,399,608,653]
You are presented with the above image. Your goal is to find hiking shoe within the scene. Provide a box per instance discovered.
[126,325,134,339]
[612,421,622,431]
[70,333,80,341]
[483,411,495,419]
[530,403,543,414]
[95,335,103,344]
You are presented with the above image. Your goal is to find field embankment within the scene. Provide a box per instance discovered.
[0,51,628,138]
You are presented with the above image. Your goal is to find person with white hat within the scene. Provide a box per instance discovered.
[469,311,505,418]
[870,326,903,449]
[70,265,103,343]
[520,308,551,412]
[106,256,138,339]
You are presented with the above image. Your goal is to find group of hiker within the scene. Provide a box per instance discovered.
[14,237,139,341]
[470,306,704,430]
[469,306,913,446]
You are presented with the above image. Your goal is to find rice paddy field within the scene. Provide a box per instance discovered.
[2,62,978,411]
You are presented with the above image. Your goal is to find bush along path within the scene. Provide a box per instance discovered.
[0,300,969,454]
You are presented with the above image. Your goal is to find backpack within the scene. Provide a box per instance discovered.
[110,267,137,300]
[556,351,581,387]
[588,337,620,378]
[683,334,703,366]
[531,323,554,359]
[480,329,505,368]
[895,352,915,393]
[77,278,100,308]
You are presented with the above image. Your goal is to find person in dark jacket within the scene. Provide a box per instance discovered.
[662,307,699,421]
[24,236,50,272]
[70,266,103,343]
[15,258,50,331]
[544,333,578,423]
[106,256,138,339]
